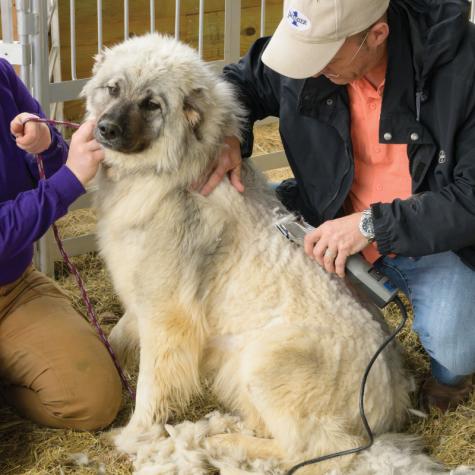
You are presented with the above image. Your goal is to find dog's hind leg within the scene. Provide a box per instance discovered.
[205,433,285,474]
[235,328,366,475]
[205,430,360,475]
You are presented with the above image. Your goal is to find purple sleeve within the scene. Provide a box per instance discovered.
[0,166,85,260]
[6,61,69,179]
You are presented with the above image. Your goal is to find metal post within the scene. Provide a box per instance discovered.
[49,0,63,119]
[97,0,103,52]
[174,0,180,39]
[260,0,266,37]
[1,0,14,42]
[16,0,33,88]
[32,8,52,275]
[150,0,155,32]
[32,0,49,107]
[124,0,129,39]
[69,0,77,79]
[198,0,204,57]
[224,0,240,64]
[31,0,55,275]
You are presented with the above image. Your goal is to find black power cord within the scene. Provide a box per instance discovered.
[287,296,408,475]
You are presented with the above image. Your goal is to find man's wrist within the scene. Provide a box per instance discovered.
[359,208,375,242]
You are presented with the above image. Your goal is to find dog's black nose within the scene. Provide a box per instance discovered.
[97,120,122,142]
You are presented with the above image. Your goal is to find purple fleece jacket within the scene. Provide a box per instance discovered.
[0,59,85,285]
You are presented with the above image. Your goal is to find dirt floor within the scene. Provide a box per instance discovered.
[1,122,474,474]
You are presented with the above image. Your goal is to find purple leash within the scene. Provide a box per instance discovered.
[27,117,135,400]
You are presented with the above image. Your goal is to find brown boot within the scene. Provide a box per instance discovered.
[419,375,473,413]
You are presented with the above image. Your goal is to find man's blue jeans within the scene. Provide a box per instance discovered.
[373,251,475,386]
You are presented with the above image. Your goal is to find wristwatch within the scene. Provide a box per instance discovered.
[359,208,375,242]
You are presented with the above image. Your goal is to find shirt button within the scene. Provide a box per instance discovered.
[383,132,392,141]
[369,102,377,110]
[410,132,419,141]
[374,146,381,153]
[376,184,383,191]
[326,98,334,106]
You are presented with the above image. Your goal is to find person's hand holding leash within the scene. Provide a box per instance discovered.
[200,135,244,196]
[10,112,52,154]
[66,120,104,187]
[304,212,370,278]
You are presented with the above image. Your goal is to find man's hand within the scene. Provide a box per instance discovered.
[303,212,370,278]
[200,135,244,196]
[10,113,52,154]
[66,120,105,187]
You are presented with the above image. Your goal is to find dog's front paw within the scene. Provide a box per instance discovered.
[111,423,143,455]
[112,420,165,456]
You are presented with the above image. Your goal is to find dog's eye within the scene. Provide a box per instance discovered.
[107,85,120,97]
[140,99,161,112]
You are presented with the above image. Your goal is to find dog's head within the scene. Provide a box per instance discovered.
[82,34,243,178]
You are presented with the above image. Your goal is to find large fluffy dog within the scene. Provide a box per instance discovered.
[83,34,419,474]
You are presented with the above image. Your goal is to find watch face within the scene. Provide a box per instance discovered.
[361,214,374,238]
[362,218,371,234]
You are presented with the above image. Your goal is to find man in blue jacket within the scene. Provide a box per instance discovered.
[203,0,475,411]
[0,58,122,429]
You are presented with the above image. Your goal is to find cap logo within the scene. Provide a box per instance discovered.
[286,8,311,31]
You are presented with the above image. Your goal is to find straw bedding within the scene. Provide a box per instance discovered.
[0,123,473,474]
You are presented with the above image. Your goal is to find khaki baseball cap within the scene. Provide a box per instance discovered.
[262,0,390,79]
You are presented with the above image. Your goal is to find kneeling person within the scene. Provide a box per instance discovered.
[0,58,122,430]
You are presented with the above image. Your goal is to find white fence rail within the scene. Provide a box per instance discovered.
[0,0,287,276]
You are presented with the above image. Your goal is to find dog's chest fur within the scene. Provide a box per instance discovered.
[94,167,234,310]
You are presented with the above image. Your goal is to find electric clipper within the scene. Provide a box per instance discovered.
[276,220,398,308]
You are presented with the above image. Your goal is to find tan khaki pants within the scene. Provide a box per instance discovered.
[0,266,122,430]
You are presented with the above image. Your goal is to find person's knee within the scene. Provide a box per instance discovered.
[434,353,475,377]
[67,367,123,430]
[4,365,123,430]
[429,333,475,377]
[414,307,475,378]
[43,364,123,431]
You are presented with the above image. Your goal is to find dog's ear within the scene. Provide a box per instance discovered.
[92,49,108,75]
[80,52,106,99]
[183,88,205,139]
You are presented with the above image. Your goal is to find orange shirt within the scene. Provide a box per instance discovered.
[346,76,412,263]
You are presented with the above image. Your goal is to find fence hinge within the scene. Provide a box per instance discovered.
[17,11,39,36]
